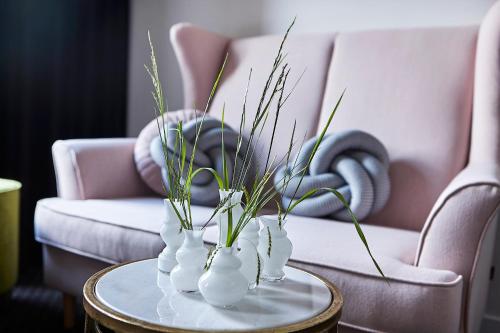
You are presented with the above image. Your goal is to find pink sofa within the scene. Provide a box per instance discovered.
[35,3,500,332]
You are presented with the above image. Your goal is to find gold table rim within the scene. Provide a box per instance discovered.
[83,259,343,333]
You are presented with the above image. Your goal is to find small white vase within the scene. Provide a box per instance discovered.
[158,200,184,273]
[257,215,293,281]
[238,217,261,289]
[217,190,244,246]
[198,246,248,307]
[170,229,208,292]
[238,217,259,247]
[237,237,262,290]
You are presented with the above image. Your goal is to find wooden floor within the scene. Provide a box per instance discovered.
[0,268,84,333]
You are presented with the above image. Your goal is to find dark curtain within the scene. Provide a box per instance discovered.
[0,0,129,271]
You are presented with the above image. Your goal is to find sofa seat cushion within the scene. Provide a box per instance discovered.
[205,215,463,332]
[204,214,455,282]
[35,198,463,332]
[34,197,215,263]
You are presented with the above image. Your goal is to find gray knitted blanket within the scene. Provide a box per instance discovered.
[274,130,390,221]
[150,116,248,206]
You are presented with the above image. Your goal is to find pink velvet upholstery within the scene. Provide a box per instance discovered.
[172,23,336,161]
[168,13,500,331]
[318,27,478,232]
[170,24,230,110]
[416,165,500,332]
[35,197,214,263]
[413,4,500,331]
[37,3,500,333]
[209,35,334,160]
[204,216,464,332]
[470,1,500,166]
[52,139,153,199]
[35,196,462,332]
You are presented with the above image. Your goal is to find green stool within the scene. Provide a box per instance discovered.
[0,178,21,294]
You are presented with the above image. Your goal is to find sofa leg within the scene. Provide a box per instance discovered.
[63,293,76,330]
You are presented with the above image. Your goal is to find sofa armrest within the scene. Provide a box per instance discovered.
[415,164,500,330]
[416,164,500,268]
[52,138,154,199]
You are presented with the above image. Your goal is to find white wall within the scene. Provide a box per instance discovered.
[127,1,499,331]
[260,0,495,34]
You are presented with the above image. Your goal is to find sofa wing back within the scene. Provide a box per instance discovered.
[170,23,230,113]
[416,3,500,332]
[171,24,336,171]
[208,34,336,169]
[470,2,500,167]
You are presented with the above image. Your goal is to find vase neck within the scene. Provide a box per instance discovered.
[241,218,258,233]
[218,189,243,205]
[219,246,236,255]
[183,229,204,246]
[260,215,287,230]
[211,246,241,270]
[164,199,182,214]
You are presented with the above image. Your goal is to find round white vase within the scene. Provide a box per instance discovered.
[198,246,248,307]
[170,229,208,292]
[239,217,259,246]
[237,218,262,289]
[158,199,184,273]
[217,190,244,246]
[237,237,262,289]
[257,215,293,281]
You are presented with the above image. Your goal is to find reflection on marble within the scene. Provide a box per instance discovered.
[96,259,331,331]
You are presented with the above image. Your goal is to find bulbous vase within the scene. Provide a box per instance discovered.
[237,218,262,289]
[158,199,184,273]
[217,190,244,246]
[257,215,293,281]
[198,246,248,307]
[170,229,208,292]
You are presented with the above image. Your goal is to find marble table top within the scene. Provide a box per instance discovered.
[95,259,333,331]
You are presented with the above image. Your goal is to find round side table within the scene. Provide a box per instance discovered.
[83,259,343,332]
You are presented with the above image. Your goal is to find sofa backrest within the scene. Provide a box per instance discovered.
[171,23,480,231]
[171,24,335,167]
[319,27,478,230]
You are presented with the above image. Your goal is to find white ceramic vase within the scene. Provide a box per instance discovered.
[257,215,293,281]
[198,246,248,307]
[238,217,259,246]
[170,229,208,292]
[237,218,262,289]
[217,190,244,246]
[158,199,184,273]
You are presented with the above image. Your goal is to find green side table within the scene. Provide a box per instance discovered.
[0,178,21,294]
